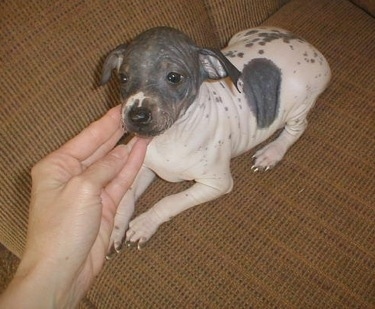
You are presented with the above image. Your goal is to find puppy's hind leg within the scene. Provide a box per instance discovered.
[252,103,312,171]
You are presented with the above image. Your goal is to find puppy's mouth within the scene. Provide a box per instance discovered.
[122,108,175,137]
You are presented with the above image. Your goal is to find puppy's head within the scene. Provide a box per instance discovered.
[101,27,240,137]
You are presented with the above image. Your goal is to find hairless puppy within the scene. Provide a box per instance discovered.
[101,26,331,254]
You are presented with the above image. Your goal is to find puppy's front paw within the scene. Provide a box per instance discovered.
[107,224,127,256]
[252,141,286,172]
[106,192,136,258]
[126,209,162,248]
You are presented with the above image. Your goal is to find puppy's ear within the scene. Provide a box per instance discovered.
[199,48,241,91]
[100,44,127,85]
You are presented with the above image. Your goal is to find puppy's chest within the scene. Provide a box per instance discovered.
[144,141,212,182]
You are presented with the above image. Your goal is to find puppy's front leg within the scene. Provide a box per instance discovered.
[108,166,155,255]
[126,174,233,246]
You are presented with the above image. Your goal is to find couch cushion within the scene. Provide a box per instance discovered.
[0,0,218,255]
[1,0,374,308]
[83,0,375,308]
[83,0,374,308]
[350,0,375,16]
[0,0,298,257]
[205,0,291,46]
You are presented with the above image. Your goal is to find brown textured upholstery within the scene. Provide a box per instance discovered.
[351,0,375,16]
[1,0,374,307]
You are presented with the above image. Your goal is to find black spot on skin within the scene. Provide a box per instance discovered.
[310,59,315,63]
[242,58,281,128]
[246,43,254,48]
[238,52,244,58]
[224,51,236,58]
[259,41,266,46]
[289,45,294,50]
[254,30,304,46]
[252,38,260,42]
[245,30,259,36]
[258,50,264,55]
[303,52,308,57]
[297,62,301,65]
[225,107,229,111]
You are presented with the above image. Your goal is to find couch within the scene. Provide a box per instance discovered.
[1,0,374,307]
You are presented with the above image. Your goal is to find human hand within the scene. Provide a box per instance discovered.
[0,105,149,308]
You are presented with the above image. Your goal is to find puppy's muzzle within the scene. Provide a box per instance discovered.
[122,94,175,137]
[128,106,152,126]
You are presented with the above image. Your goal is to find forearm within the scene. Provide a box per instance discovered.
[0,260,74,309]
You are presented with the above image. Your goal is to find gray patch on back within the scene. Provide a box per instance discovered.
[242,58,281,128]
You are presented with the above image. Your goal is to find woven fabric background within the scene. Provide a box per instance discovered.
[350,0,375,16]
[1,0,374,308]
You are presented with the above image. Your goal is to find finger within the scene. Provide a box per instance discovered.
[105,138,149,205]
[81,133,147,172]
[59,105,123,162]
[79,144,131,191]
[81,128,124,169]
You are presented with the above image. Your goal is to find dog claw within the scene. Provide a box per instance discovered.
[123,240,132,248]
[106,237,129,260]
[105,252,114,261]
[251,164,273,173]
[122,240,146,250]
[137,238,147,250]
[106,244,119,260]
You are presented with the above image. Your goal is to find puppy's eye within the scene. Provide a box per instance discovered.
[119,73,128,83]
[167,72,183,84]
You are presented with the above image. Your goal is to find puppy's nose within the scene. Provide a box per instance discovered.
[128,106,152,125]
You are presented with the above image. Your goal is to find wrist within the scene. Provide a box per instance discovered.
[1,257,74,309]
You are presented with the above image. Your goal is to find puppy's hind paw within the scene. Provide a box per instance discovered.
[252,141,286,171]
[251,164,271,173]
